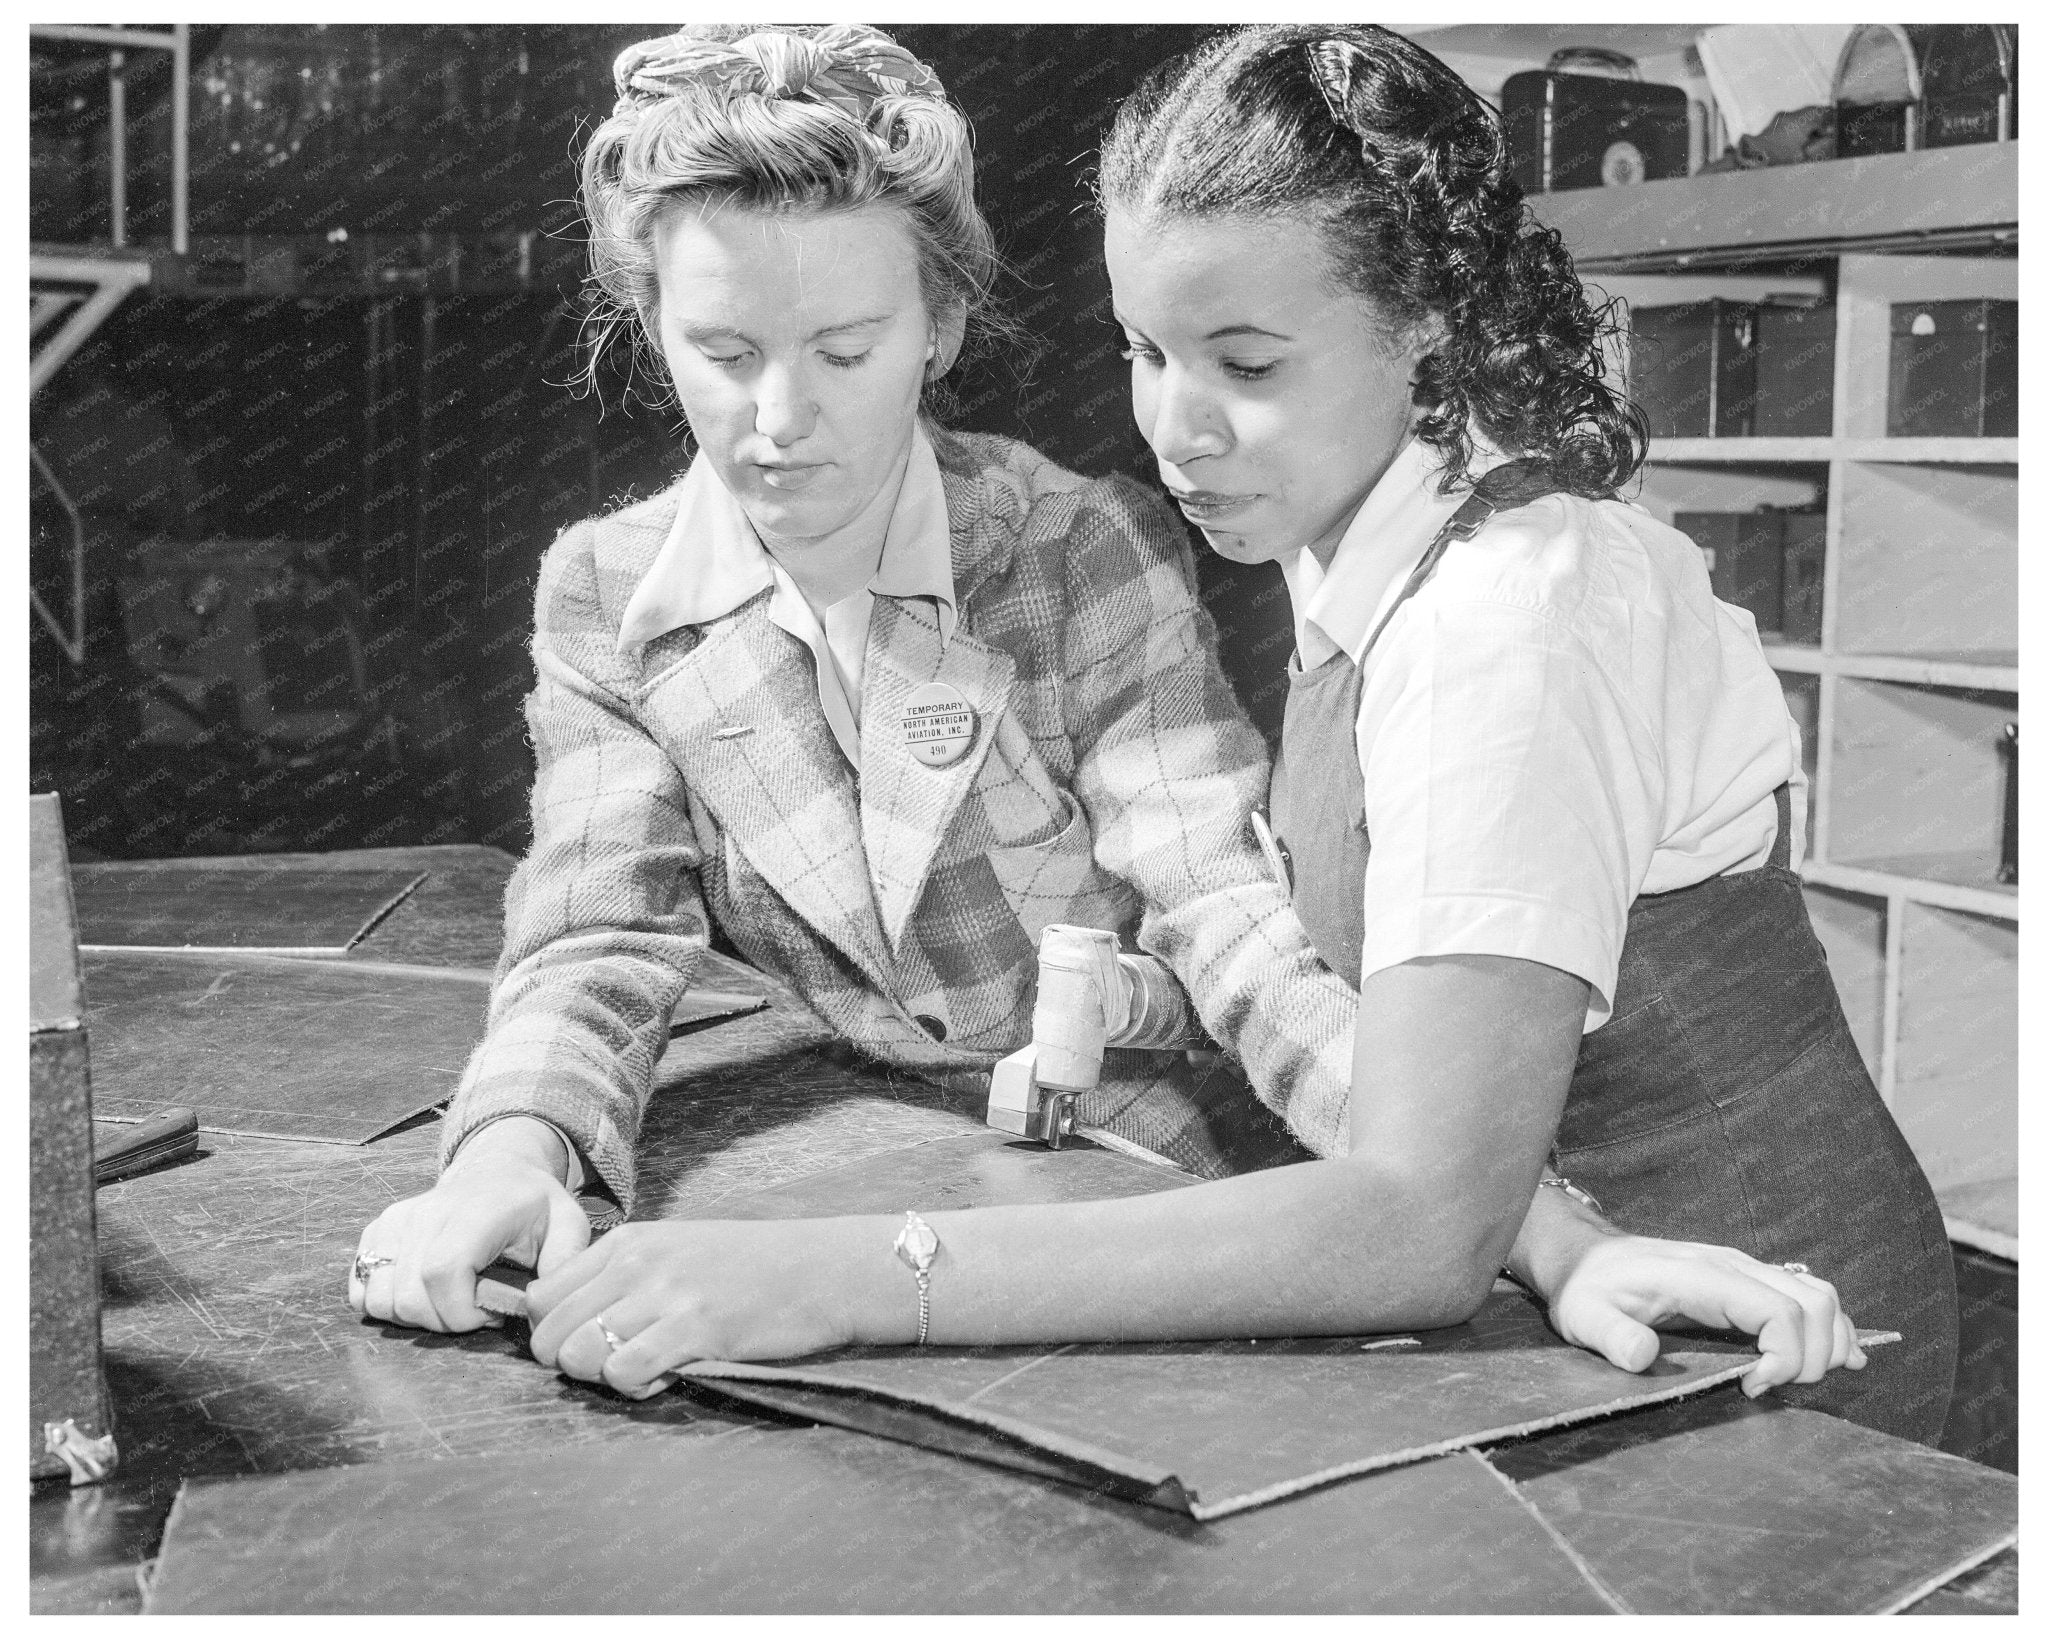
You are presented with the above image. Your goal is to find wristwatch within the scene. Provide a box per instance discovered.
[893,1211,940,1346]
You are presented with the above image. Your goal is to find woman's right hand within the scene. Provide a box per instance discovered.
[348,1117,593,1332]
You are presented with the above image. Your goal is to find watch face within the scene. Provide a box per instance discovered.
[895,1217,939,1268]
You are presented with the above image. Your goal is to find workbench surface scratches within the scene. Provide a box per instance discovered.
[140,1432,1615,1615]
[71,859,430,951]
[341,846,522,968]
[1486,1391,2020,1615]
[84,951,481,1143]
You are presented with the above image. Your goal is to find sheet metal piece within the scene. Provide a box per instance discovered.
[1899,1547,2020,1615]
[1486,1392,2020,1614]
[140,1428,1618,1614]
[72,857,426,954]
[656,1127,1779,1521]
[83,949,484,1143]
[479,1134,1779,1526]
[677,1289,1763,1520]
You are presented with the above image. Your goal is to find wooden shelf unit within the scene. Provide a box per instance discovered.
[1534,143,2017,269]
[1764,647,2019,693]
[1536,172,2020,1260]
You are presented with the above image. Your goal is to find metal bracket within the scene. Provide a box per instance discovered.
[1038,1089,1081,1150]
[32,291,81,341]
[30,251,152,397]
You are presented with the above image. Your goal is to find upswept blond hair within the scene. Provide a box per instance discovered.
[578,23,1002,406]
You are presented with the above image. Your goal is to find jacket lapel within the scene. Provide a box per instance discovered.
[858,595,1015,951]
[856,450,1027,951]
[640,596,892,987]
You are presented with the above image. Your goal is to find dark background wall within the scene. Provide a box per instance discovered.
[31,24,1300,863]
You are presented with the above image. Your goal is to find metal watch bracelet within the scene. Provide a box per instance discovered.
[892,1210,940,1346]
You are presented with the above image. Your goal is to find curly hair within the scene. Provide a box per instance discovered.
[577,22,1012,416]
[1098,24,1645,500]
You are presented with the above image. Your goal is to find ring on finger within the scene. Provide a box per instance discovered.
[1780,1261,1813,1276]
[595,1315,626,1352]
[353,1252,397,1285]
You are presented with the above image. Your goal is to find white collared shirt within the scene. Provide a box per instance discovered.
[617,426,957,772]
[1280,435,1804,1030]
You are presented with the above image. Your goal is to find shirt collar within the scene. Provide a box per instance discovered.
[617,423,955,651]
[1280,432,1503,668]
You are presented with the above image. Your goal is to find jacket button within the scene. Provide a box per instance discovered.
[912,1014,948,1042]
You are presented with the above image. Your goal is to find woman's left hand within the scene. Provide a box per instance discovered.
[1546,1232,1867,1396]
[525,1219,867,1399]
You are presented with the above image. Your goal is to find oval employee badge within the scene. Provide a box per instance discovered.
[902,682,978,768]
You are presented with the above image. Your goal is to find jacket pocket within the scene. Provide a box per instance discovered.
[985,790,1097,947]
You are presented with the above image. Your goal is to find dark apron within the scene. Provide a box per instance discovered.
[1268,465,1957,1445]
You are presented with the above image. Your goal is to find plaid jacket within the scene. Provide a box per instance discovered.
[441,429,1358,1208]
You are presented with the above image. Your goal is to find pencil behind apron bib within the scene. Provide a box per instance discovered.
[1268,465,1958,1446]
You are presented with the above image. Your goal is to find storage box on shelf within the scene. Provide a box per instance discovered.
[1889,298,2017,438]
[1536,145,2019,1259]
[1670,506,1826,642]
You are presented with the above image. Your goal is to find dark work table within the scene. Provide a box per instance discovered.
[35,845,1047,1613]
[30,847,2020,1614]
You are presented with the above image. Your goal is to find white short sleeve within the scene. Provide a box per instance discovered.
[1354,595,1662,1029]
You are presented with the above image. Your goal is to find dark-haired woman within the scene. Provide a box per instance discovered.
[1089,24,1956,1441]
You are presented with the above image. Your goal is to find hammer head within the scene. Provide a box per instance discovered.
[985,1045,1083,1148]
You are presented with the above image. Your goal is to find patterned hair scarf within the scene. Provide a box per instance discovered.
[612,23,946,122]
